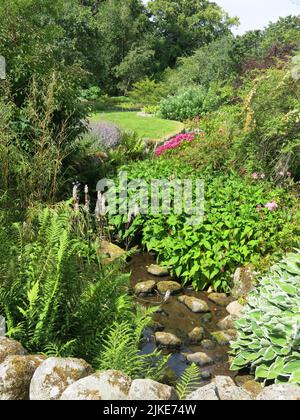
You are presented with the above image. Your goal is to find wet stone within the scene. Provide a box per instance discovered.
[201,339,215,350]
[178,295,210,313]
[188,327,204,344]
[134,280,156,296]
[208,293,230,307]
[211,330,236,346]
[157,281,182,295]
[186,352,213,367]
[147,264,169,277]
[155,332,181,348]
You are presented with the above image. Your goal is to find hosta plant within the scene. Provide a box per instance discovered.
[231,250,300,385]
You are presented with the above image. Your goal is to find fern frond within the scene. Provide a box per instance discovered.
[176,363,201,400]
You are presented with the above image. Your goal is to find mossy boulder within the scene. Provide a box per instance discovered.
[155,332,181,348]
[0,337,27,364]
[134,280,156,296]
[30,357,93,400]
[178,295,210,313]
[157,281,182,295]
[128,379,178,400]
[147,264,169,277]
[61,370,131,400]
[0,355,46,400]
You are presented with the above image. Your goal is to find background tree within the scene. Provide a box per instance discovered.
[147,0,238,67]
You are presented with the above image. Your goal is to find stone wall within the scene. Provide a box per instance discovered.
[0,337,299,400]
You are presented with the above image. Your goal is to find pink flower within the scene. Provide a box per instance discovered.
[265,201,278,212]
[252,172,259,180]
[155,133,196,156]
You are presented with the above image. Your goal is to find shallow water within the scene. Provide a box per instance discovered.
[129,253,237,383]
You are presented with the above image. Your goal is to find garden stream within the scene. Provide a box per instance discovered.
[129,253,237,385]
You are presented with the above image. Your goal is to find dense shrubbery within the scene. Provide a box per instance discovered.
[158,86,228,121]
[231,250,300,385]
[109,158,298,291]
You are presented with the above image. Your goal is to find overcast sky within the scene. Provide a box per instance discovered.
[215,0,300,34]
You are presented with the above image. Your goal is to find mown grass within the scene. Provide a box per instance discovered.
[90,110,184,141]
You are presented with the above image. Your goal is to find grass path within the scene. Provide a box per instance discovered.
[90,110,184,141]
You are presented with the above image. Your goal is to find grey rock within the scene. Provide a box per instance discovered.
[0,337,27,364]
[61,370,131,400]
[157,281,182,295]
[185,383,218,400]
[232,265,257,299]
[129,379,178,400]
[134,280,156,296]
[0,355,46,400]
[30,357,93,400]
[217,315,237,330]
[201,339,215,350]
[256,384,300,401]
[155,332,181,348]
[147,264,169,277]
[211,330,236,346]
[188,327,204,344]
[215,376,252,400]
[208,293,230,307]
[178,295,210,313]
[0,316,5,337]
[226,301,244,318]
[186,352,213,367]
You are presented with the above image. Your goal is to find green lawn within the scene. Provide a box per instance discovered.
[90,110,184,141]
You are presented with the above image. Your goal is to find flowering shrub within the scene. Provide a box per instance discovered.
[155,133,195,156]
[88,121,122,149]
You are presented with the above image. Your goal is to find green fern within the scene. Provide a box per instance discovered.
[96,307,170,379]
[176,363,201,400]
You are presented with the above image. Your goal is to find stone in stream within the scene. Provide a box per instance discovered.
[147,264,169,277]
[155,332,181,348]
[201,339,215,350]
[208,293,231,307]
[211,330,236,346]
[217,315,237,330]
[134,280,156,296]
[201,312,213,323]
[157,281,182,295]
[186,352,213,367]
[226,301,244,318]
[188,327,204,344]
[178,295,210,313]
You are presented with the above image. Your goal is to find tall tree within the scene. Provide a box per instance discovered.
[148,0,238,66]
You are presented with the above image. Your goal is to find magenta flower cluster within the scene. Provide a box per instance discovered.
[155,133,195,156]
